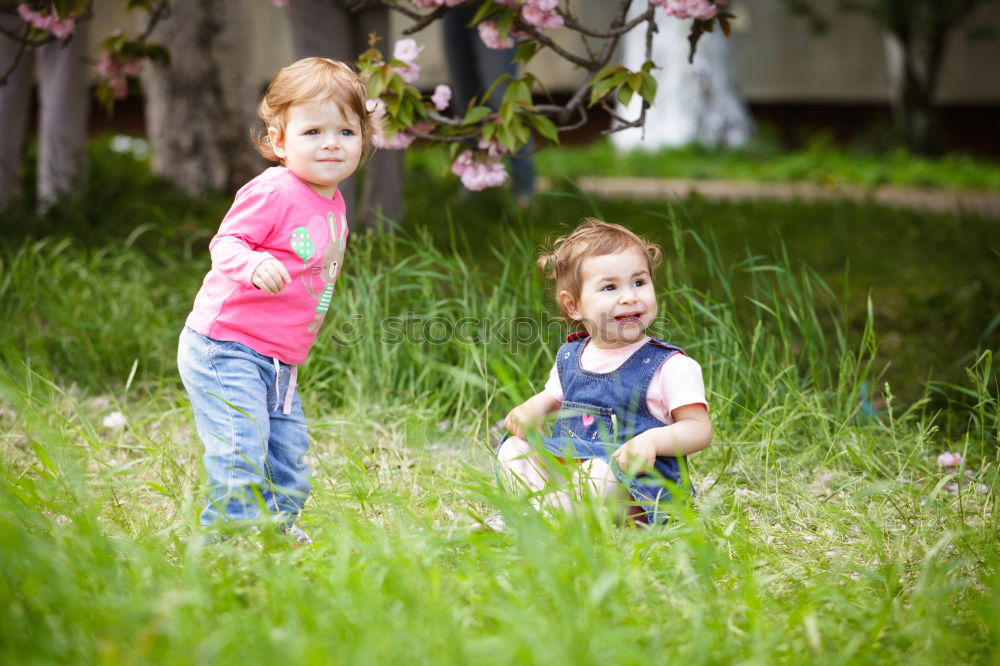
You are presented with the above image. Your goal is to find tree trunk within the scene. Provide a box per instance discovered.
[881,23,946,155]
[612,2,753,151]
[143,0,261,195]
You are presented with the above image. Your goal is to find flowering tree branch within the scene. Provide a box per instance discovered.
[1,0,732,190]
[0,0,169,106]
[356,0,732,189]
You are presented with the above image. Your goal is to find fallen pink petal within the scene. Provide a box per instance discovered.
[937,452,962,467]
[102,411,127,429]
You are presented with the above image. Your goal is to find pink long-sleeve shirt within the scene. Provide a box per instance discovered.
[185,167,349,365]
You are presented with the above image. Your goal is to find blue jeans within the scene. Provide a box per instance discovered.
[177,327,311,528]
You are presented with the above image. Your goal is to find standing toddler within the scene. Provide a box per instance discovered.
[178,58,379,540]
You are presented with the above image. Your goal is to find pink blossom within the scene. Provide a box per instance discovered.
[393,38,424,65]
[652,0,720,20]
[88,396,111,410]
[451,149,509,190]
[108,77,128,99]
[410,120,435,136]
[374,120,433,151]
[17,3,76,39]
[271,0,290,7]
[687,0,720,20]
[391,39,423,84]
[95,51,143,99]
[102,411,127,429]
[808,473,834,493]
[396,63,421,84]
[412,0,465,6]
[937,452,963,468]
[521,0,564,29]
[477,139,509,158]
[521,6,564,29]
[431,84,452,111]
[477,21,514,50]
[95,51,142,78]
[379,131,415,150]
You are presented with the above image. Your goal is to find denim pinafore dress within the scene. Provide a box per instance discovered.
[541,333,690,524]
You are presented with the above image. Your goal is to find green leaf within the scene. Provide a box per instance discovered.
[626,72,643,92]
[481,121,496,143]
[386,95,402,116]
[505,79,532,106]
[528,113,559,143]
[592,64,628,84]
[499,101,514,125]
[462,106,492,126]
[497,123,517,153]
[31,440,58,476]
[396,102,414,128]
[143,43,170,66]
[589,78,618,106]
[639,72,657,103]
[511,117,530,144]
[412,98,429,119]
[514,40,541,65]
[367,74,386,99]
[617,86,634,107]
[470,0,497,26]
[497,10,514,38]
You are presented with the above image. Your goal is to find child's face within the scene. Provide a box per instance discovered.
[559,247,658,349]
[268,99,363,199]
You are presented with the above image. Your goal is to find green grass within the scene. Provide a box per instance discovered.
[0,140,998,664]
[404,149,1000,410]
[529,137,1000,191]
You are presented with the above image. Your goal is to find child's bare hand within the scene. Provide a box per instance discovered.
[504,392,560,440]
[504,405,533,439]
[614,435,657,475]
[252,259,291,294]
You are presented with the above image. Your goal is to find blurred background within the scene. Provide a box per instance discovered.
[76,0,1000,153]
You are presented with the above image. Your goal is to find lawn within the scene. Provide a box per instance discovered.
[0,140,997,664]
[532,137,1000,191]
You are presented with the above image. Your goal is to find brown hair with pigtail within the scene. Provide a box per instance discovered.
[537,218,662,328]
[252,57,382,165]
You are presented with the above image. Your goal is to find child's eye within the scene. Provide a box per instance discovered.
[305,129,320,136]
[600,284,616,292]
[633,278,646,287]
[339,129,355,137]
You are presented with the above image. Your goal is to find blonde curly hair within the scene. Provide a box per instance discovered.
[252,57,381,165]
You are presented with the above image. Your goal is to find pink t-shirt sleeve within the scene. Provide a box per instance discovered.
[647,354,708,424]
[208,184,281,286]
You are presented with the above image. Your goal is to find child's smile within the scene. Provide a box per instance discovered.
[561,248,658,348]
